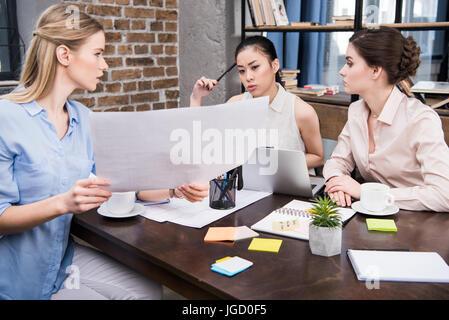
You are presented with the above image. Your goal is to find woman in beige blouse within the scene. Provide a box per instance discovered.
[324,27,449,212]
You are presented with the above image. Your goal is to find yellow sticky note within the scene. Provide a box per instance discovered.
[248,238,283,253]
[366,219,397,232]
[216,256,232,263]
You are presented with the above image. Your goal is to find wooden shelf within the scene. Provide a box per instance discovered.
[245,24,354,32]
[380,21,449,30]
[245,21,449,33]
[293,92,352,106]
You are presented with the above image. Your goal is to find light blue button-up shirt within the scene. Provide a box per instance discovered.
[0,99,95,299]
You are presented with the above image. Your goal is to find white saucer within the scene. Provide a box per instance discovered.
[351,201,399,216]
[97,203,144,218]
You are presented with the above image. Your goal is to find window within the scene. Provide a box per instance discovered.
[0,0,23,81]
[322,0,449,87]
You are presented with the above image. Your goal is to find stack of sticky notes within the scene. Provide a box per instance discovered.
[211,256,253,277]
[248,238,283,253]
[204,226,259,245]
[366,218,398,232]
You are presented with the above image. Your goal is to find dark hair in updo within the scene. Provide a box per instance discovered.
[235,36,283,86]
[349,26,421,84]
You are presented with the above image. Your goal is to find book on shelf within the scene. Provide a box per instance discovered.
[282,79,298,89]
[280,68,300,88]
[270,0,289,26]
[246,0,257,27]
[332,20,354,25]
[331,15,366,22]
[249,0,264,26]
[247,0,288,27]
[331,15,355,21]
[259,0,267,25]
[290,21,320,27]
[288,87,326,97]
[304,84,339,95]
[329,15,366,26]
[396,78,425,103]
[280,68,300,78]
[262,0,276,26]
[247,0,276,26]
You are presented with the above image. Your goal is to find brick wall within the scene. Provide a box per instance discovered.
[66,0,179,112]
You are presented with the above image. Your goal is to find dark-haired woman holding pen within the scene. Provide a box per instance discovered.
[190,36,324,171]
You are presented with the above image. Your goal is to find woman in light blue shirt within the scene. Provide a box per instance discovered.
[0,3,207,300]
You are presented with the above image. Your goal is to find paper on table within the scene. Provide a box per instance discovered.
[140,189,272,228]
[90,97,269,191]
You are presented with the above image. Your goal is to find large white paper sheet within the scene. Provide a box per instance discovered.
[140,189,272,228]
[90,97,269,191]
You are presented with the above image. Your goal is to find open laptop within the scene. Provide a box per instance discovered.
[242,147,325,198]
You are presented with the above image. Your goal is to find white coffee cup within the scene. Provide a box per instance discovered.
[360,183,395,212]
[105,191,135,215]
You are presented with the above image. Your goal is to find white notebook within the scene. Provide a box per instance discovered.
[347,249,449,283]
[250,200,356,241]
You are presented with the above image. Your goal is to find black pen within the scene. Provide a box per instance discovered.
[219,168,238,201]
[216,63,236,82]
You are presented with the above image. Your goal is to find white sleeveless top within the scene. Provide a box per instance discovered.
[241,83,306,152]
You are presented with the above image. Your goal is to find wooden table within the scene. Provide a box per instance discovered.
[71,194,449,300]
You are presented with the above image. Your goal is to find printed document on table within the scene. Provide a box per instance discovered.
[140,189,272,228]
[90,97,269,191]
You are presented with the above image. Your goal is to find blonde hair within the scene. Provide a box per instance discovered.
[1,3,103,103]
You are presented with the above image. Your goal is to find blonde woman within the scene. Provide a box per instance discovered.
[0,3,205,300]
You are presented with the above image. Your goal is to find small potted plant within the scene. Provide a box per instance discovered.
[308,195,342,257]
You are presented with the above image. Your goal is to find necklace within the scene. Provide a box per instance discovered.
[372,114,378,118]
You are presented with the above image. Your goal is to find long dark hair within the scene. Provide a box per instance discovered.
[349,26,421,84]
[235,36,284,87]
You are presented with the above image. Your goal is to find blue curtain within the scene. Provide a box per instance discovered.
[268,0,327,86]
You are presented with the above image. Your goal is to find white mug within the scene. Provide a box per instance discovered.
[105,191,135,215]
[360,183,395,212]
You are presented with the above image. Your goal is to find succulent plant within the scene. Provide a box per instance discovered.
[309,195,342,228]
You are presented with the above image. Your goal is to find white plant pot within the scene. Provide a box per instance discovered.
[309,224,342,257]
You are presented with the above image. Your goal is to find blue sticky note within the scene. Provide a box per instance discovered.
[211,256,253,277]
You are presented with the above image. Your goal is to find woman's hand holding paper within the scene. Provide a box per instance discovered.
[177,183,210,203]
[58,177,112,214]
